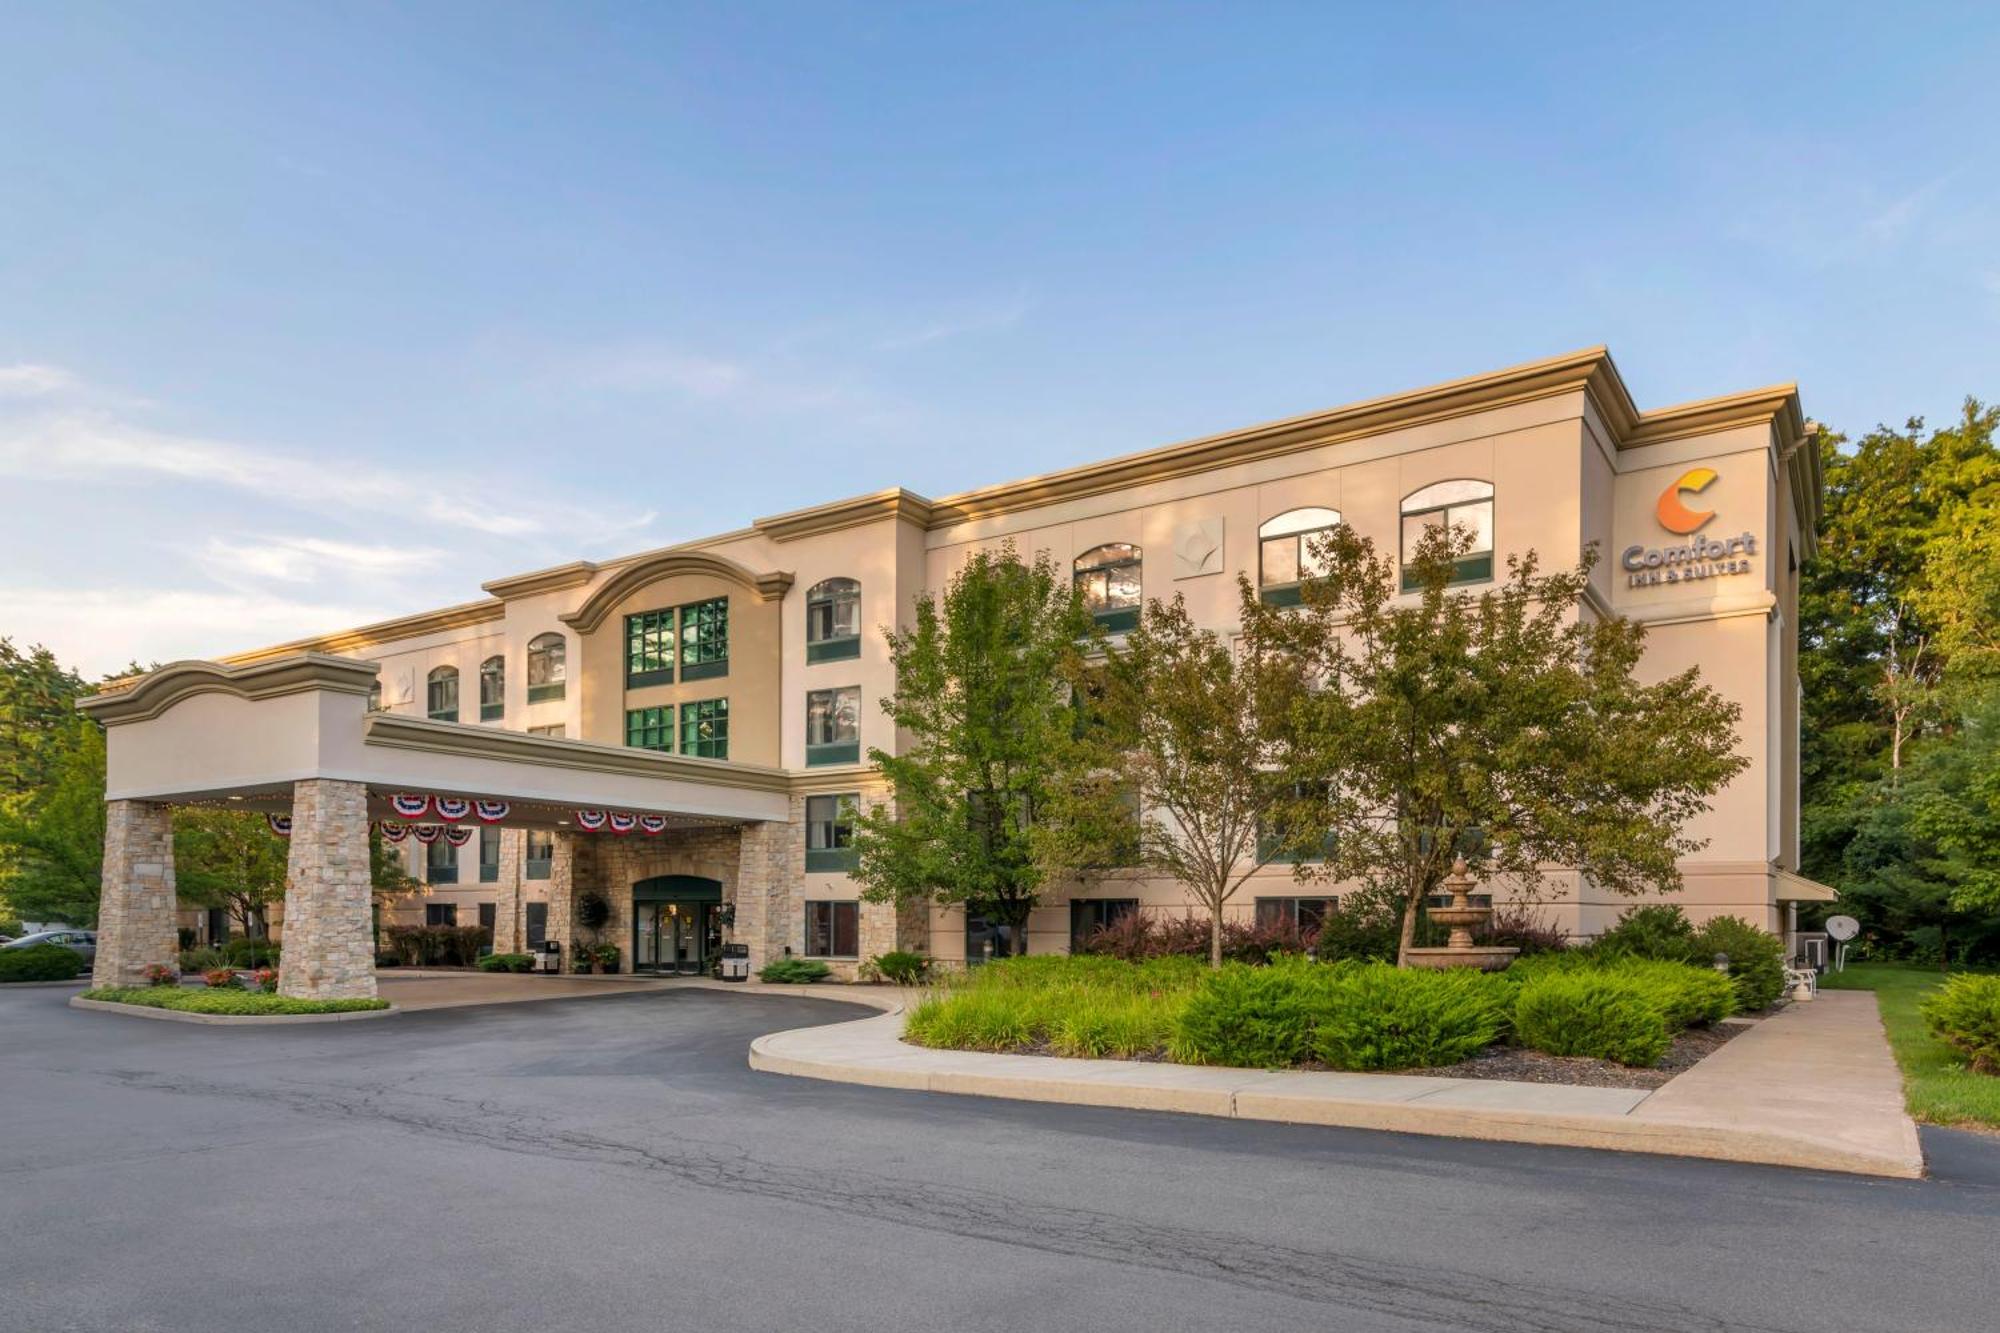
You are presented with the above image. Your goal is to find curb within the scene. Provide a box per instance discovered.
[0,979,91,990]
[747,1004,1924,1180]
[68,996,401,1026]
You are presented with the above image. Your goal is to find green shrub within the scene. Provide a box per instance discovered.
[0,943,85,983]
[759,957,831,984]
[1596,904,1701,964]
[476,953,535,973]
[903,955,1198,1057]
[1920,973,2000,1075]
[1171,959,1343,1068]
[80,987,390,1016]
[1605,957,1737,1029]
[868,950,931,985]
[179,946,227,972]
[221,937,281,968]
[1311,965,1513,1070]
[1693,916,1787,1011]
[1514,971,1671,1066]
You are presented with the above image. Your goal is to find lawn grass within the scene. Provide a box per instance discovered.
[80,986,391,1016]
[904,956,1204,1058]
[1820,962,2000,1130]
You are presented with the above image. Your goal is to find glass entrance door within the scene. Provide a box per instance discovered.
[633,901,708,974]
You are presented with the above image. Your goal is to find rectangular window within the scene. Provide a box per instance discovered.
[427,671,459,722]
[680,597,729,681]
[806,686,861,766]
[679,697,729,760]
[965,914,1020,966]
[805,793,859,871]
[425,901,458,926]
[625,609,676,688]
[478,902,497,936]
[478,826,501,883]
[527,723,566,738]
[804,900,860,958]
[1256,781,1336,863]
[625,706,673,752]
[525,901,548,947]
[425,839,458,885]
[1070,898,1139,951]
[1253,896,1337,933]
[525,830,553,880]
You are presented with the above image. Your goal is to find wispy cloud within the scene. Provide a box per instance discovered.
[1860,174,1953,248]
[550,344,749,397]
[197,535,446,585]
[0,585,393,677]
[876,292,1036,351]
[0,363,83,398]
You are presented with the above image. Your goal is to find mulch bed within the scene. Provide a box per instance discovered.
[1408,1021,1747,1089]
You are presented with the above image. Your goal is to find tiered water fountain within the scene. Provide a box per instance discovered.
[1402,858,1519,971]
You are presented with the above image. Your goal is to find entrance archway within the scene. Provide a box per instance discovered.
[631,875,723,975]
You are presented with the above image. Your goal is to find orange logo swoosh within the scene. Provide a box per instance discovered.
[1656,468,1718,535]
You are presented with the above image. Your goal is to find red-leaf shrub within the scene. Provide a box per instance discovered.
[202,967,241,989]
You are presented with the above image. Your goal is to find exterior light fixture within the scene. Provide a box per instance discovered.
[1712,952,1731,975]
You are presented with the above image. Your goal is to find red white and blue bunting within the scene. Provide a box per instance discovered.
[607,812,637,835]
[390,793,432,819]
[639,815,668,836]
[379,822,411,843]
[266,813,292,837]
[412,824,444,844]
[443,825,475,847]
[573,809,608,832]
[474,801,511,823]
[434,797,472,822]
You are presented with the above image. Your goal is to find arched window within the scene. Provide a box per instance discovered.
[366,680,382,712]
[527,632,566,702]
[1400,480,1494,590]
[426,666,459,722]
[1074,544,1142,632]
[1257,507,1342,606]
[479,655,505,721]
[805,578,861,663]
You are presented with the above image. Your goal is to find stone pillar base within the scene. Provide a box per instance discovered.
[278,778,377,1000]
[93,799,179,988]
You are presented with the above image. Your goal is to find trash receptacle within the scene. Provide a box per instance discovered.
[536,941,562,975]
[720,943,750,982]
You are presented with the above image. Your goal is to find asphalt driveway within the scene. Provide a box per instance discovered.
[4,985,1997,1332]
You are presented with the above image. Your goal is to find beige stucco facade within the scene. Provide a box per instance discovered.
[82,347,1825,988]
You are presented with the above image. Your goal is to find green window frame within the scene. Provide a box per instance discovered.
[805,793,859,871]
[625,610,676,688]
[625,706,674,752]
[425,839,458,885]
[1258,508,1342,607]
[1074,543,1142,632]
[478,826,501,883]
[525,830,553,881]
[679,698,729,760]
[803,900,860,958]
[1256,781,1337,863]
[479,655,505,721]
[1254,896,1337,932]
[680,597,729,681]
[806,578,862,663]
[1399,480,1495,591]
[527,632,567,702]
[426,666,459,722]
[806,686,861,766]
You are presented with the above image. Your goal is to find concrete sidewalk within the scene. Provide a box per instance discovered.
[749,988,1924,1178]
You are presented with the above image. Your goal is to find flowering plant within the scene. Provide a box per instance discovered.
[143,963,178,988]
[202,967,241,989]
[250,967,280,994]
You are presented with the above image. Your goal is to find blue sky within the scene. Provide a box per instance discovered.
[3,1,1996,674]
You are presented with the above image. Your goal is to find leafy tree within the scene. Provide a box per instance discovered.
[0,715,106,926]
[174,808,289,937]
[1246,522,1746,966]
[1046,593,1306,966]
[851,545,1113,953]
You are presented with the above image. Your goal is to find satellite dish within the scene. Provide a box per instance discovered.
[1824,915,1860,942]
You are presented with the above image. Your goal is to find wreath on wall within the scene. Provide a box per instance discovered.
[576,890,611,932]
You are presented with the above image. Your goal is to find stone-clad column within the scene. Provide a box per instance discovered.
[548,830,586,968]
[735,818,795,971]
[278,778,377,1000]
[93,800,179,988]
[494,829,525,953]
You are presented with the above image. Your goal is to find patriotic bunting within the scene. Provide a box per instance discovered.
[443,826,475,847]
[474,800,511,823]
[412,824,444,844]
[574,809,607,831]
[607,812,637,835]
[434,797,472,821]
[266,813,292,837]
[639,815,668,835]
[390,793,432,819]
[379,822,410,843]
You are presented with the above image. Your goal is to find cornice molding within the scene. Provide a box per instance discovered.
[217,601,506,667]
[481,561,598,600]
[362,713,793,795]
[753,487,936,542]
[560,551,795,633]
[81,654,380,727]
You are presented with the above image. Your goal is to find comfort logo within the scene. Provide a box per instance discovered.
[1655,467,1719,535]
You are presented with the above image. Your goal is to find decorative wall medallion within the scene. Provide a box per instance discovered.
[1172,517,1225,579]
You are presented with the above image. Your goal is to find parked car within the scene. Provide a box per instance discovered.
[3,930,96,964]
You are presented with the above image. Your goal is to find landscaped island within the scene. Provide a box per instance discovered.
[905,907,1789,1082]
[78,986,391,1016]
